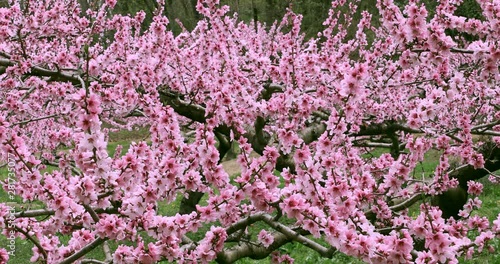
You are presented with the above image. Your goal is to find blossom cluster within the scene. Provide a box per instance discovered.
[0,0,499,263]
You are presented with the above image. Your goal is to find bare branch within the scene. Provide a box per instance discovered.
[364,193,425,221]
[217,232,290,263]
[81,259,108,264]
[11,114,58,126]
[301,123,327,144]
[43,160,82,176]
[59,238,107,264]
[216,213,335,263]
[472,121,500,131]
[411,47,475,54]
[354,122,420,137]
[389,193,425,212]
[159,89,207,124]
[20,86,36,101]
[83,204,100,223]
[259,83,284,100]
[226,212,266,235]
[103,241,112,263]
[472,130,500,136]
[353,142,393,148]
[260,214,335,258]
[0,58,81,83]
[180,235,197,251]
[15,226,48,260]
[14,207,118,218]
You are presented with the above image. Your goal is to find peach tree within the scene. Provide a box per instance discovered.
[1,0,500,263]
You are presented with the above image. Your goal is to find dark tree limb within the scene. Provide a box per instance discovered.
[411,47,475,54]
[158,89,232,215]
[179,190,205,215]
[354,122,420,136]
[178,118,231,215]
[449,143,500,188]
[301,123,326,144]
[215,130,231,158]
[259,83,284,101]
[158,90,207,124]
[388,130,401,159]
[0,58,81,83]
[433,143,500,219]
[248,116,268,154]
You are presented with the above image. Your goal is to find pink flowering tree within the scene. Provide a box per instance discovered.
[1,0,500,263]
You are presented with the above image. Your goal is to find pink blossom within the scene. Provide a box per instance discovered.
[281,194,307,219]
[258,230,274,248]
[467,181,483,196]
[96,215,126,240]
[0,248,9,264]
[1,0,500,263]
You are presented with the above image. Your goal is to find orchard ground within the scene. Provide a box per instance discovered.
[1,130,499,264]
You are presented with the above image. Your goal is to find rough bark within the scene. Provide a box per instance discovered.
[216,213,335,263]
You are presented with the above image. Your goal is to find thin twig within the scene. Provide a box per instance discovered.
[11,114,58,126]
[15,226,48,260]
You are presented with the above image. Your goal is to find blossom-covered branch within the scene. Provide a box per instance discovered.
[1,0,499,263]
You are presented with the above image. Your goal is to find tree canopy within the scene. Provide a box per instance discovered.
[0,0,500,263]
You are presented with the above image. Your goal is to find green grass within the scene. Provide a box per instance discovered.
[461,176,500,264]
[1,130,500,263]
[0,167,43,263]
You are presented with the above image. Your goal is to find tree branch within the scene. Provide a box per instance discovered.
[11,114,59,126]
[158,89,207,123]
[0,58,81,83]
[353,141,393,148]
[301,123,327,144]
[389,193,425,212]
[15,226,48,261]
[260,214,335,258]
[13,207,118,218]
[81,259,107,264]
[472,121,500,131]
[216,213,335,263]
[103,241,112,263]
[59,238,107,264]
[225,212,266,235]
[355,122,420,136]
[216,232,290,263]
[411,47,476,54]
[83,204,100,223]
